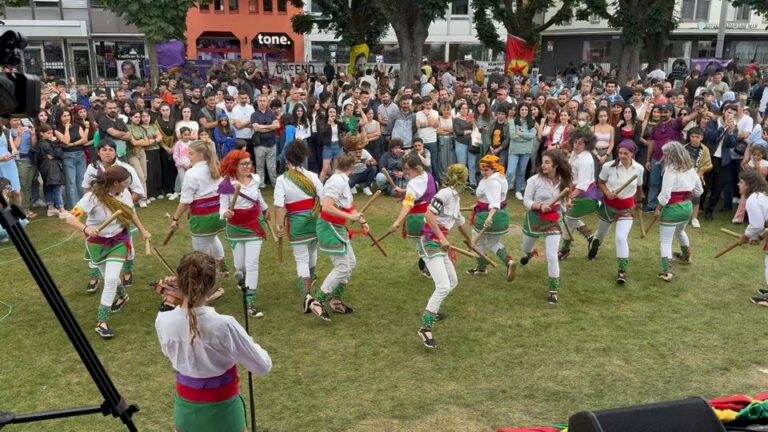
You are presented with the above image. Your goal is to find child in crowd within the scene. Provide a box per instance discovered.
[684,127,712,228]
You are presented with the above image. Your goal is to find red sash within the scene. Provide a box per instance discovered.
[669,191,692,205]
[470,201,507,226]
[175,365,240,403]
[286,198,315,214]
[229,206,266,238]
[190,196,220,216]
[534,204,561,223]
[320,206,354,226]
[604,196,635,211]
[408,202,429,215]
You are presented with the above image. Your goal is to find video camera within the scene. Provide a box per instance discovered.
[0,27,41,117]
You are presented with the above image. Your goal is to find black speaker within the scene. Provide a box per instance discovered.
[568,397,726,432]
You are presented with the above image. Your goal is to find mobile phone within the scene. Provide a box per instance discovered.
[21,118,32,127]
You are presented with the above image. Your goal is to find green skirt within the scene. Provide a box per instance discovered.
[405,213,426,238]
[660,201,692,227]
[225,222,265,247]
[317,219,350,255]
[174,393,246,432]
[522,210,561,238]
[472,208,510,235]
[288,213,318,244]
[566,198,599,219]
[417,236,448,259]
[597,203,634,223]
[190,213,226,237]
[84,240,129,265]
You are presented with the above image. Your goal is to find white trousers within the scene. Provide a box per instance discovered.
[292,241,318,278]
[475,233,504,255]
[191,235,225,260]
[98,260,124,308]
[233,240,262,292]
[660,223,689,259]
[320,244,356,295]
[521,234,561,278]
[596,219,633,259]
[424,254,458,313]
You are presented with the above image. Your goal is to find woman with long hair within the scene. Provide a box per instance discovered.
[520,150,573,304]
[466,155,517,281]
[590,140,645,284]
[453,101,475,187]
[73,104,96,163]
[36,124,66,218]
[416,163,473,349]
[212,113,236,160]
[126,111,149,208]
[141,109,164,201]
[733,170,768,305]
[546,109,573,152]
[474,100,492,159]
[274,141,324,315]
[508,103,537,200]
[437,102,455,182]
[170,140,228,301]
[655,141,703,281]
[155,251,271,432]
[617,105,641,159]
[66,165,151,338]
[317,106,348,182]
[560,129,601,261]
[313,152,368,321]
[592,107,615,166]
[218,150,270,318]
[175,106,199,140]
[156,103,179,197]
[55,108,88,209]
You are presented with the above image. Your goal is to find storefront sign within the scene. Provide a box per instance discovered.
[268,62,324,76]
[697,22,759,30]
[476,61,505,75]
[254,33,294,47]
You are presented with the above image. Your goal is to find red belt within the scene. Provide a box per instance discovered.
[286,198,315,214]
[409,202,429,215]
[320,206,354,226]
[604,196,635,211]
[176,366,240,403]
[534,204,561,222]
[229,206,265,238]
[190,196,220,216]
[669,191,692,205]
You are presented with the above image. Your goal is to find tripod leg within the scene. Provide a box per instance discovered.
[238,280,256,432]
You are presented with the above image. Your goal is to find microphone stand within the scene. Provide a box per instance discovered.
[236,274,257,432]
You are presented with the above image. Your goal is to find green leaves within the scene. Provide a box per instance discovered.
[731,0,768,20]
[100,0,196,43]
[289,0,389,47]
[472,0,583,47]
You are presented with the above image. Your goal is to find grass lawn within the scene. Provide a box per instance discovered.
[0,192,766,432]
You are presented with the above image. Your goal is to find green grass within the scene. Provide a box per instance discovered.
[0,192,766,432]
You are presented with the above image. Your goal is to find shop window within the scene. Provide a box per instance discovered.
[263,0,272,13]
[582,40,610,63]
[448,43,487,62]
[196,31,242,60]
[733,41,768,64]
[248,0,258,12]
[277,0,287,13]
[229,0,239,13]
[451,0,468,16]
[695,40,716,58]
[308,0,322,13]
[681,0,709,21]
[310,41,349,63]
[422,43,445,63]
[214,0,225,12]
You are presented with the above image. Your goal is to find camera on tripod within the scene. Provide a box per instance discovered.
[0,26,41,117]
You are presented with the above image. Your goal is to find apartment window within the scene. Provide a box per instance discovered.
[681,0,710,21]
[730,3,750,21]
[263,0,272,13]
[248,0,257,12]
[582,40,610,63]
[696,40,716,57]
[451,0,468,16]
[199,0,210,12]
[277,0,286,12]
[214,0,224,11]
[229,0,239,12]
[309,0,322,13]
[590,14,601,23]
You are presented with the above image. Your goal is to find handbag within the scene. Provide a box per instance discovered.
[734,139,748,156]
[470,126,482,148]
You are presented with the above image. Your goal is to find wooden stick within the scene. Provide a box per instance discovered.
[449,245,478,259]
[366,231,389,257]
[359,190,382,213]
[549,188,570,206]
[145,238,152,256]
[462,239,497,267]
[96,210,123,232]
[641,215,658,239]
[714,241,742,258]
[264,220,278,242]
[152,246,177,276]
[460,206,474,212]
[612,174,639,196]
[635,208,646,237]
[162,228,176,246]
[228,184,241,212]
[471,226,487,247]
[371,229,394,247]
[721,228,742,238]
[380,168,398,190]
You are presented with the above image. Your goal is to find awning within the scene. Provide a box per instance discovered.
[2,20,88,38]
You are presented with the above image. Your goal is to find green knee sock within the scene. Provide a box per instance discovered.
[314,290,329,304]
[89,267,100,279]
[297,278,308,297]
[310,267,317,283]
[681,245,690,258]
[495,247,511,264]
[549,278,560,291]
[562,239,572,251]
[524,251,534,260]
[246,291,256,308]
[123,260,134,273]
[475,257,488,270]
[116,283,126,299]
[332,283,346,300]
[421,310,436,330]
[661,257,670,273]
[618,258,629,272]
[98,305,109,322]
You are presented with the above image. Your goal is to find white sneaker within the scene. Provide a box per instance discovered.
[58,209,70,219]
[691,218,700,228]
[363,187,373,196]
[351,186,358,195]
[148,197,155,202]
[167,193,178,201]
[34,200,47,207]
[138,200,148,208]
[46,208,58,217]
[515,192,524,200]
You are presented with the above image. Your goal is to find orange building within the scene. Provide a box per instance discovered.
[186,0,305,63]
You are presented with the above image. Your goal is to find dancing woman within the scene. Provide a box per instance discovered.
[591,140,645,283]
[560,130,601,261]
[735,170,768,306]
[520,150,573,304]
[170,140,228,301]
[655,141,703,281]
[67,165,151,338]
[274,141,324,313]
[218,150,270,318]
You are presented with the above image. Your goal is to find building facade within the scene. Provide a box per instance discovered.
[539,0,768,76]
[2,0,148,84]
[186,0,304,66]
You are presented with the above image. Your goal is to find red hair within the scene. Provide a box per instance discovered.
[219,150,251,178]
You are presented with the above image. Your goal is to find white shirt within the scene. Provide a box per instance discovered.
[180,161,220,204]
[232,104,255,139]
[155,307,272,378]
[476,172,508,209]
[274,167,323,207]
[429,187,465,229]
[598,160,645,199]
[352,149,374,175]
[219,174,268,218]
[745,192,768,239]
[175,120,199,138]
[657,168,703,206]
[416,110,438,143]
[82,160,145,198]
[321,172,354,209]
[73,190,134,237]
[648,69,666,80]
[524,174,564,209]
[570,151,595,192]
[404,172,430,208]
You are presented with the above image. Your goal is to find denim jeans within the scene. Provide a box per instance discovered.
[438,136,454,181]
[455,142,469,168]
[424,141,440,180]
[507,153,531,193]
[62,151,86,209]
[349,166,377,188]
[16,159,37,212]
[468,150,479,187]
[45,185,63,208]
[646,160,664,210]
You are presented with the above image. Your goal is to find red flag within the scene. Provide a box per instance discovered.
[505,35,536,77]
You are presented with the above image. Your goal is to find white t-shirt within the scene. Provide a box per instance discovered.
[476,172,508,209]
[218,174,268,217]
[524,174,564,209]
[321,172,353,209]
[570,151,595,192]
[598,160,645,199]
[416,110,439,143]
[232,104,255,139]
[352,149,374,175]
[180,161,221,204]
[658,168,704,206]
[82,160,145,198]
[429,186,465,230]
[274,167,323,207]
[745,192,768,239]
[73,190,134,238]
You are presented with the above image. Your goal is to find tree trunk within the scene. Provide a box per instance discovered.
[375,2,429,90]
[645,32,667,71]
[618,41,641,83]
[147,40,159,88]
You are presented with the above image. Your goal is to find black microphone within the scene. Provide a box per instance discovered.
[234,271,245,290]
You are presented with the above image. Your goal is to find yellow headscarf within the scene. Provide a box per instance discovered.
[479,155,506,176]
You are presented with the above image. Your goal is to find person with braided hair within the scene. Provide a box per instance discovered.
[274,140,324,314]
[218,150,270,318]
[466,155,517,281]
[66,165,151,338]
[417,164,473,349]
[155,251,272,432]
[520,150,572,304]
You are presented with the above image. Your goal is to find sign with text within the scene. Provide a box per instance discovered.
[267,62,324,76]
[253,33,294,48]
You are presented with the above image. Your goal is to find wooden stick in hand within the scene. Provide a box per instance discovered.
[96,210,123,232]
[714,241,742,258]
[380,168,398,190]
[449,245,478,259]
[721,228,742,238]
[371,229,394,247]
[229,184,241,212]
[359,190,382,213]
[612,174,639,196]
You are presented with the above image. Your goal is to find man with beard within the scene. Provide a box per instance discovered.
[98,100,132,161]
[232,91,255,150]
[199,92,223,132]
[149,96,163,123]
[186,88,204,119]
[391,97,416,150]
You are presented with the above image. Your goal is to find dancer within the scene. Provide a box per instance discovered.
[417,164,473,349]
[559,130,601,261]
[155,251,272,432]
[388,154,439,277]
[520,150,573,304]
[218,150,270,318]
[170,140,227,301]
[67,165,151,338]
[274,141,324,314]
[656,141,703,281]
[734,170,768,305]
[82,139,145,293]
[591,140,645,284]
[313,153,368,320]
[466,155,517,280]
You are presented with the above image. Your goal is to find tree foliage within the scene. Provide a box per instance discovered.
[288,0,389,47]
[99,0,196,43]
[731,0,768,21]
[473,0,581,50]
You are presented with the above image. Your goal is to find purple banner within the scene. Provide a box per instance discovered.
[690,58,732,75]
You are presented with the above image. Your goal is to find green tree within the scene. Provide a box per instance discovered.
[99,0,196,85]
[288,0,389,49]
[731,0,768,22]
